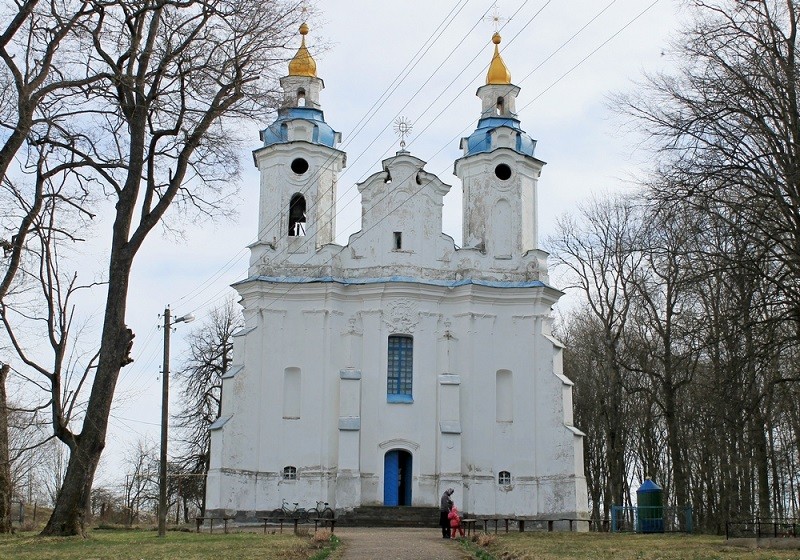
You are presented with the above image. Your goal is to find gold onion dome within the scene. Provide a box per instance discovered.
[486,32,511,85]
[288,22,317,77]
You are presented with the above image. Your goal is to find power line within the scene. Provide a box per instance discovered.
[180,0,659,320]
[173,0,477,311]
[183,3,536,314]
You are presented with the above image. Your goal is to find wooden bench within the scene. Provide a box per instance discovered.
[195,516,234,534]
[311,517,337,533]
[538,518,591,532]
[461,518,477,536]
[260,516,300,534]
[470,517,592,533]
[480,517,514,534]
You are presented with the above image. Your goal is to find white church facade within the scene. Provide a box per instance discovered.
[205,22,588,521]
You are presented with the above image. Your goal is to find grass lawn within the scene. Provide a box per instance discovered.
[0,529,333,560]
[465,532,800,560]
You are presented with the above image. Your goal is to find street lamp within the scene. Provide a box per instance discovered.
[158,307,195,538]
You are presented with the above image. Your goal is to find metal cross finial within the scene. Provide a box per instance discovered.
[300,0,309,20]
[484,3,508,32]
[394,117,413,150]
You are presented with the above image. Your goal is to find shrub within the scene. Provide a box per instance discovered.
[476,533,496,547]
[312,529,332,543]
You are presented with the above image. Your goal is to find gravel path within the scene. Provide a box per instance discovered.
[333,527,472,560]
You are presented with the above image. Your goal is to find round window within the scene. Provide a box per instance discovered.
[494,163,512,181]
[291,158,309,175]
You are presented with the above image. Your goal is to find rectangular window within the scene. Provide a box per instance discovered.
[496,369,513,422]
[387,335,413,402]
[283,367,301,419]
[393,232,402,250]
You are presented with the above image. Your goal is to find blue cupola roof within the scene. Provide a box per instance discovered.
[261,107,339,148]
[462,116,536,157]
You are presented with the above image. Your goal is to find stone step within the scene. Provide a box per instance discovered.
[336,505,442,527]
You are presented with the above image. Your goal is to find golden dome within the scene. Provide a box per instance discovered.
[288,22,317,78]
[486,32,511,85]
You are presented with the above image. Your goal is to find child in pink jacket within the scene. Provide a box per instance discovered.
[448,505,465,538]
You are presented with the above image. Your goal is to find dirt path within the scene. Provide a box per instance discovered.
[332,527,472,560]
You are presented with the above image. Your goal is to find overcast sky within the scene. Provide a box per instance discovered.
[67,0,682,485]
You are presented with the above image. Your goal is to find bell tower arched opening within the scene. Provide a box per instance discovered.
[288,193,307,236]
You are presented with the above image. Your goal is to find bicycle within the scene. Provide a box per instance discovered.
[270,498,308,521]
[309,500,335,520]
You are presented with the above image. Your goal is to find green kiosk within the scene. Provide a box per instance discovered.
[636,478,664,533]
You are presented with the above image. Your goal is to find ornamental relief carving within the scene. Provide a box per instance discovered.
[493,170,518,193]
[382,299,419,334]
[345,314,363,336]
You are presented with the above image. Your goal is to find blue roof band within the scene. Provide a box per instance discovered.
[463,116,536,157]
[261,107,338,148]
[235,275,550,290]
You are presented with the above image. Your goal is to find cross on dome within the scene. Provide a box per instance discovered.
[394,117,413,151]
[484,3,511,85]
[483,2,508,32]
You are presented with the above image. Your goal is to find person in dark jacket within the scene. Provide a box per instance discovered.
[439,488,454,538]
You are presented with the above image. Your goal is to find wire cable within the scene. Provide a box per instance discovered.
[172,0,476,310]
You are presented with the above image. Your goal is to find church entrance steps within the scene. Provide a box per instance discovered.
[335,506,441,527]
[335,527,468,560]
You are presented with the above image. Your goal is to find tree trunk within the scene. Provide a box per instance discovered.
[41,232,136,536]
[0,363,12,533]
[752,409,771,518]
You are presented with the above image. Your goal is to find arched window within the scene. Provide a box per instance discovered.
[387,335,413,402]
[496,96,505,115]
[288,193,306,236]
[283,466,297,480]
[297,88,306,107]
[498,471,511,485]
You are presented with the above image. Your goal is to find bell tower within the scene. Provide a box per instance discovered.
[251,23,346,266]
[454,32,544,258]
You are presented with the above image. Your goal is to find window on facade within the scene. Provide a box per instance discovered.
[498,471,511,485]
[288,193,306,236]
[496,96,505,115]
[393,232,402,250]
[297,88,306,107]
[283,466,297,480]
[496,369,513,422]
[494,163,511,181]
[283,367,301,419]
[290,158,309,175]
[387,335,413,402]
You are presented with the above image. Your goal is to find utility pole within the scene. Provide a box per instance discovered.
[158,307,194,538]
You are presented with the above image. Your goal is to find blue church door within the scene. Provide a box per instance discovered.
[383,450,412,506]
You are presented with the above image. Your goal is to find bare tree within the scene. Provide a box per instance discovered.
[625,202,702,518]
[0,1,100,530]
[614,0,800,528]
[0,0,100,302]
[0,363,10,532]
[548,194,643,515]
[1,0,306,536]
[173,298,242,516]
[620,0,800,327]
[122,438,157,525]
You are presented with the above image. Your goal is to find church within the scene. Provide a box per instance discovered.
[205,20,588,522]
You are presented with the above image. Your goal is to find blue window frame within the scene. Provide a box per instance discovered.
[387,335,413,402]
